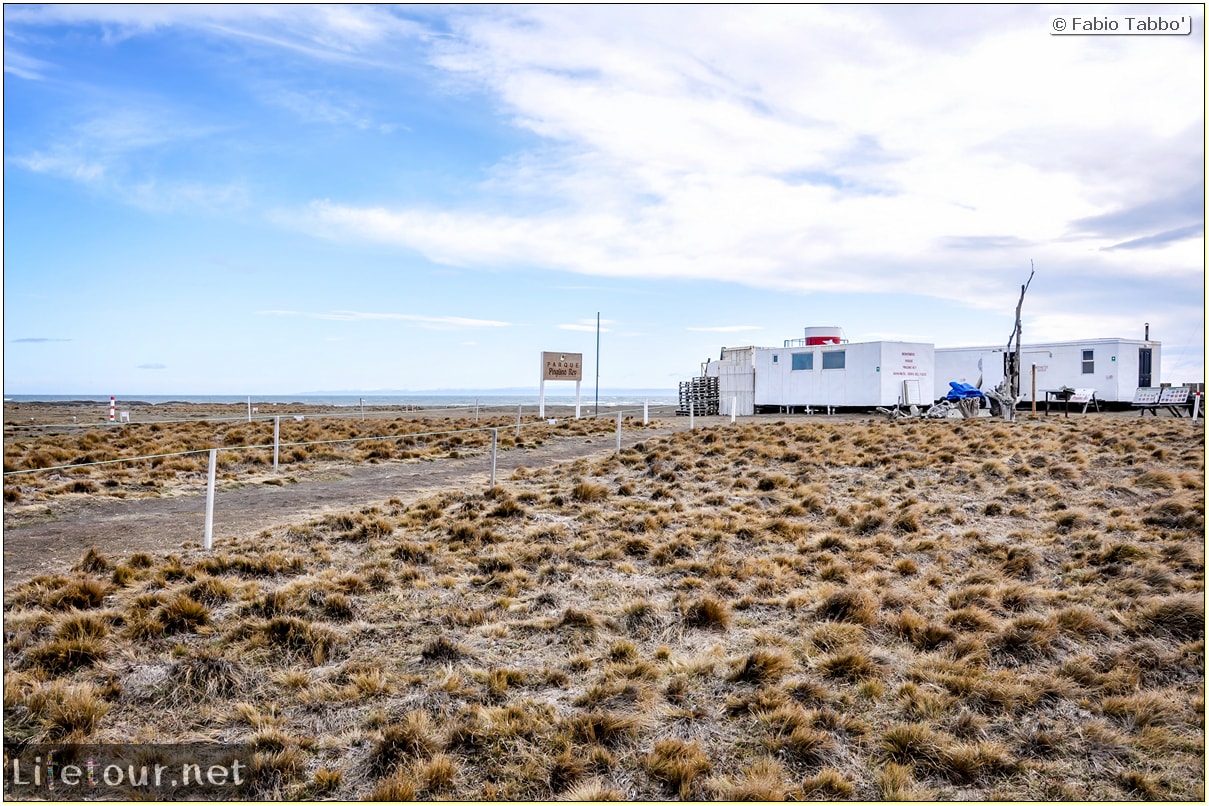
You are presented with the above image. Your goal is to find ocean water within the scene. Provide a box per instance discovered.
[4,392,679,409]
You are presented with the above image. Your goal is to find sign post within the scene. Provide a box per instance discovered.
[539,351,584,419]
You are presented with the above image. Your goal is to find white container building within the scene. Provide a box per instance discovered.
[705,328,935,414]
[935,336,1160,404]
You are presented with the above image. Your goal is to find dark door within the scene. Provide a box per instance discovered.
[1138,348,1152,387]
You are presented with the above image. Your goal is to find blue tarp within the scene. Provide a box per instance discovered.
[945,381,987,401]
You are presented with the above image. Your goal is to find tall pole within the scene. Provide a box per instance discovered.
[595,311,601,418]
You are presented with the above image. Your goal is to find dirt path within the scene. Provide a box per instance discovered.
[2,420,711,586]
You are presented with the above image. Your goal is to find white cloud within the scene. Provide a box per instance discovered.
[256,84,401,132]
[558,320,613,333]
[4,5,426,60]
[282,4,1202,322]
[3,48,55,80]
[9,107,246,212]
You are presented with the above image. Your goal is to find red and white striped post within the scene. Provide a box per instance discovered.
[109,397,116,422]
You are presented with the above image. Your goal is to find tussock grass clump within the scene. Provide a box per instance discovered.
[23,680,111,740]
[391,540,432,563]
[1129,595,1203,641]
[731,649,794,685]
[53,611,110,641]
[185,575,234,606]
[559,607,601,631]
[569,711,641,746]
[421,635,468,662]
[260,617,342,665]
[572,480,610,502]
[644,738,711,798]
[128,552,155,568]
[945,605,998,633]
[22,636,107,674]
[815,587,878,625]
[154,594,211,634]
[321,592,354,620]
[878,760,931,799]
[891,611,955,651]
[369,711,438,777]
[817,649,881,682]
[988,615,1058,665]
[42,577,107,610]
[880,721,946,767]
[1104,680,1183,725]
[169,652,246,700]
[488,496,526,518]
[807,622,866,651]
[1134,469,1180,490]
[562,779,626,801]
[74,547,110,573]
[683,595,730,630]
[800,768,855,798]
[707,757,787,800]
[1054,605,1116,637]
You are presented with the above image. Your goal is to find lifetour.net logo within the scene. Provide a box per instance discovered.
[4,744,256,800]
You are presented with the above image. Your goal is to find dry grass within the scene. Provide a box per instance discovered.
[3,409,644,503]
[2,414,1203,799]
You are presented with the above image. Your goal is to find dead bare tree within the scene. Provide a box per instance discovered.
[987,264,1035,422]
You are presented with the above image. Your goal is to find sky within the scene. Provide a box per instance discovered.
[3,3,1204,395]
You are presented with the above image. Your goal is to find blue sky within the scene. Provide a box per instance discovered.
[3,4,1204,394]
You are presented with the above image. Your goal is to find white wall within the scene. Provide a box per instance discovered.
[936,340,1161,402]
[753,341,934,408]
[716,361,755,416]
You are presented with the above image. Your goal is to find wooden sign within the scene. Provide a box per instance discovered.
[543,352,583,381]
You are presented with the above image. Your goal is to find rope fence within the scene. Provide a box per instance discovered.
[3,404,683,477]
[4,402,709,550]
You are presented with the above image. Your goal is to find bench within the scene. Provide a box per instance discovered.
[1132,386,1193,417]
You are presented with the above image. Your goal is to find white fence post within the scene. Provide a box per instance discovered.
[1193,393,1201,421]
[689,398,695,430]
[490,428,498,489]
[616,412,622,453]
[516,404,522,438]
[643,400,649,425]
[731,396,737,424]
[204,449,217,550]
[273,416,280,472]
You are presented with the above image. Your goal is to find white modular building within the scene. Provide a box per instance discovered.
[705,327,936,415]
[935,337,1161,404]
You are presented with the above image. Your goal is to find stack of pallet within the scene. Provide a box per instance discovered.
[678,376,719,416]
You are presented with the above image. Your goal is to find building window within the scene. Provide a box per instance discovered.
[791,352,813,371]
[1082,349,1094,374]
[772,354,778,364]
[822,350,846,370]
